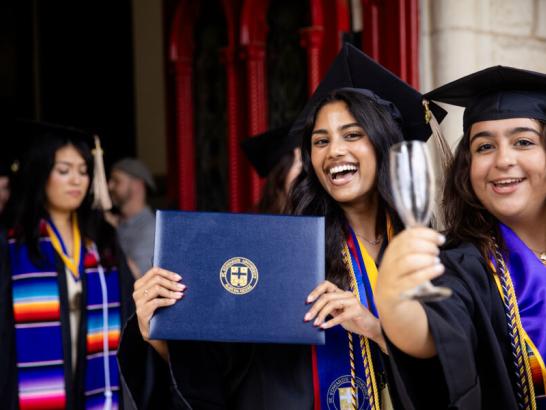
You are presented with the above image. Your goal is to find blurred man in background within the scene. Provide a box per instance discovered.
[108,158,156,277]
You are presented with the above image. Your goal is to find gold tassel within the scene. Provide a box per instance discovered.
[92,136,112,211]
[423,100,453,230]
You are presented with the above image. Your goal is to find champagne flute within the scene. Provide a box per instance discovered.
[389,140,452,301]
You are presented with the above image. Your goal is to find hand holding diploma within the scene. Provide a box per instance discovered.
[133,267,186,360]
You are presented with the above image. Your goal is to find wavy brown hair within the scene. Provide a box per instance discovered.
[442,120,546,258]
[287,89,405,289]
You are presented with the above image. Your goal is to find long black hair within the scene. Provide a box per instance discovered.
[287,89,405,289]
[12,132,117,267]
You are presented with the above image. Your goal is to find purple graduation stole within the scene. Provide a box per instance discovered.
[314,228,382,410]
[498,224,546,407]
[9,220,122,410]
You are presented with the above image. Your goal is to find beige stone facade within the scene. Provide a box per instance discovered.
[421,0,546,147]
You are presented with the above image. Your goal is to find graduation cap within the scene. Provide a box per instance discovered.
[290,43,448,142]
[425,65,546,133]
[240,125,298,178]
[15,120,112,211]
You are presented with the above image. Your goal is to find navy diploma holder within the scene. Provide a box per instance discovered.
[149,210,326,345]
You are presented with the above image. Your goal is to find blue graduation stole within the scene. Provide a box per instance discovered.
[314,227,382,410]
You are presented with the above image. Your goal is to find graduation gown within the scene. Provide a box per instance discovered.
[118,314,315,410]
[0,243,135,410]
[118,232,402,410]
[118,315,405,409]
[385,243,523,409]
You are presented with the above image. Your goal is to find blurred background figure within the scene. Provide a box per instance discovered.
[0,158,13,249]
[241,125,302,214]
[1,122,135,410]
[0,145,19,245]
[108,158,156,277]
[0,164,10,216]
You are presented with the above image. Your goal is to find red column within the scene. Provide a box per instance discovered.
[301,0,325,95]
[172,60,196,210]
[320,0,350,73]
[406,0,420,89]
[361,0,381,61]
[169,0,197,210]
[300,26,324,95]
[221,47,245,212]
[241,43,268,205]
[361,0,420,89]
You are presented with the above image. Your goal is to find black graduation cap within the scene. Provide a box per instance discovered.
[14,119,112,210]
[290,43,447,141]
[240,125,298,178]
[424,66,546,132]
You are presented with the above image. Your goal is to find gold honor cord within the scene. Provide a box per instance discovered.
[490,248,537,410]
[46,214,82,280]
[343,244,381,410]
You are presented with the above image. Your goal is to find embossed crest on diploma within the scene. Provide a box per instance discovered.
[219,257,259,295]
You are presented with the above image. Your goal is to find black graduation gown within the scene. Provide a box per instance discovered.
[118,315,405,409]
[385,243,522,409]
[118,237,403,410]
[0,243,135,410]
[118,314,315,410]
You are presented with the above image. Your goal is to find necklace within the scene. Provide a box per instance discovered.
[354,232,383,246]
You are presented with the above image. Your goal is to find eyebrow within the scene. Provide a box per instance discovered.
[55,161,87,167]
[470,127,542,144]
[311,122,363,136]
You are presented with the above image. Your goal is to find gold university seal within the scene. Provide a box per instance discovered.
[219,257,259,295]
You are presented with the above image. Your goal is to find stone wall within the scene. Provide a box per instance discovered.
[421,0,546,147]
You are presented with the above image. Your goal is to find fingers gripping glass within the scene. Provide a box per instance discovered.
[389,141,452,302]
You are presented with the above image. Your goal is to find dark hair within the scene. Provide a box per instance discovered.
[0,173,13,228]
[257,149,296,214]
[13,133,117,266]
[287,89,405,289]
[443,120,546,258]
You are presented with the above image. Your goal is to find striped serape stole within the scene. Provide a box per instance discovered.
[82,246,122,410]
[9,221,123,410]
[9,231,66,410]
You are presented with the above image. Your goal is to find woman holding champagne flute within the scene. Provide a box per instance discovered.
[118,44,449,409]
[375,66,546,409]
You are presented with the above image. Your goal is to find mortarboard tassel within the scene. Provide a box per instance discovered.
[423,100,452,171]
[92,136,113,211]
[423,100,453,230]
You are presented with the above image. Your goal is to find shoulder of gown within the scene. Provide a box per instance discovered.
[384,242,518,410]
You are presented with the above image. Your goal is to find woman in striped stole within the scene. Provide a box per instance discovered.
[375,66,546,409]
[0,125,135,410]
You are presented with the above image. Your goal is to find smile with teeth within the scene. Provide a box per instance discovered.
[491,178,524,187]
[329,163,358,180]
